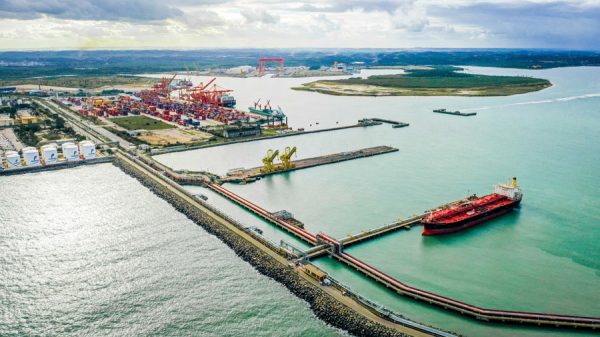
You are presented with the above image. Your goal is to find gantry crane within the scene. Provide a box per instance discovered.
[279,146,297,169]
[260,149,280,173]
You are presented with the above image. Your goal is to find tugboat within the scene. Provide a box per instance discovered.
[422,178,522,235]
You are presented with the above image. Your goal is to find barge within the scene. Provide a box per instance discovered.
[433,108,477,117]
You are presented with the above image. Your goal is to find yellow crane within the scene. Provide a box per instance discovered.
[260,149,280,173]
[279,146,297,169]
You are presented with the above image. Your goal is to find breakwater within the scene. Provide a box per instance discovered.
[112,154,420,337]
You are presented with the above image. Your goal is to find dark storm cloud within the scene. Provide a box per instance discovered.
[0,0,184,21]
[430,1,600,49]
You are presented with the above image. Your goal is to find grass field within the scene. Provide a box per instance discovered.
[110,116,175,131]
[294,66,552,96]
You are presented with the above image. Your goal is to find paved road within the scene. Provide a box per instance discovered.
[37,99,132,148]
[0,128,24,152]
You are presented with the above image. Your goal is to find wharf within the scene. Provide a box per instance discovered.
[433,109,477,117]
[221,145,398,184]
[0,156,114,176]
[152,120,382,155]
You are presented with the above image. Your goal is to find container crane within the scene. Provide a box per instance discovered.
[260,149,280,173]
[279,146,297,169]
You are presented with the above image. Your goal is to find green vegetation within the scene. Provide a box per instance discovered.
[14,123,41,146]
[0,75,156,89]
[10,102,82,146]
[110,116,175,131]
[103,126,148,145]
[295,66,552,96]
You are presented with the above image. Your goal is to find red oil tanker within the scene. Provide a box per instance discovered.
[422,178,523,235]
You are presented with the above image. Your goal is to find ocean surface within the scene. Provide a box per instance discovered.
[0,165,345,337]
[153,66,600,336]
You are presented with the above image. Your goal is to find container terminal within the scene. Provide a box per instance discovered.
[3,74,599,335]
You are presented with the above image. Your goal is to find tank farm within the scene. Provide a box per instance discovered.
[6,72,598,336]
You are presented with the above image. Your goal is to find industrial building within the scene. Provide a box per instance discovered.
[222,126,262,138]
[0,114,15,127]
[16,109,38,124]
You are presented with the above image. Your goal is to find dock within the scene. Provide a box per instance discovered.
[370,118,410,128]
[220,145,398,184]
[433,109,476,117]
[151,120,384,155]
[207,183,600,330]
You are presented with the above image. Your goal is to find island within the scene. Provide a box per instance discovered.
[293,66,552,96]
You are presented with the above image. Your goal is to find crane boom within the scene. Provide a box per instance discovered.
[261,149,280,173]
[279,146,297,169]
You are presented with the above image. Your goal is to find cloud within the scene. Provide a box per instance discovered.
[0,0,183,21]
[240,8,280,24]
[296,0,416,14]
[429,1,600,49]
[0,0,599,49]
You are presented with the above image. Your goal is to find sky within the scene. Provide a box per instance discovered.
[0,0,598,50]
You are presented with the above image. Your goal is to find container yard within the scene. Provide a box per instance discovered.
[61,76,287,130]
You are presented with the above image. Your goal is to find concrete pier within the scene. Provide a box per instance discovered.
[221,145,398,184]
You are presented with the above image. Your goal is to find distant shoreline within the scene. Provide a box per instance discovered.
[293,66,552,97]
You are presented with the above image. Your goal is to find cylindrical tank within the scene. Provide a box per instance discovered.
[61,142,79,161]
[22,147,40,166]
[5,150,21,168]
[79,141,96,159]
[41,144,58,164]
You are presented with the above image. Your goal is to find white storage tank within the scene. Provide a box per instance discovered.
[5,150,21,168]
[22,147,40,166]
[61,142,79,161]
[41,144,58,164]
[79,141,96,159]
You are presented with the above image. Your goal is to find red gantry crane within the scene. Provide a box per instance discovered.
[258,58,284,76]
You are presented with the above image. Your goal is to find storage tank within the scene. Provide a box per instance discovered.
[5,150,21,168]
[22,147,40,166]
[79,141,96,159]
[61,142,79,161]
[41,144,58,164]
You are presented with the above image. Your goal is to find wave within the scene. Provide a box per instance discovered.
[461,93,600,111]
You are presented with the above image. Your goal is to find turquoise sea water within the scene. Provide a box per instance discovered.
[0,165,345,337]
[156,67,600,336]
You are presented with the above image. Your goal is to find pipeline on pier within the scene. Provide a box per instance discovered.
[207,183,600,330]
